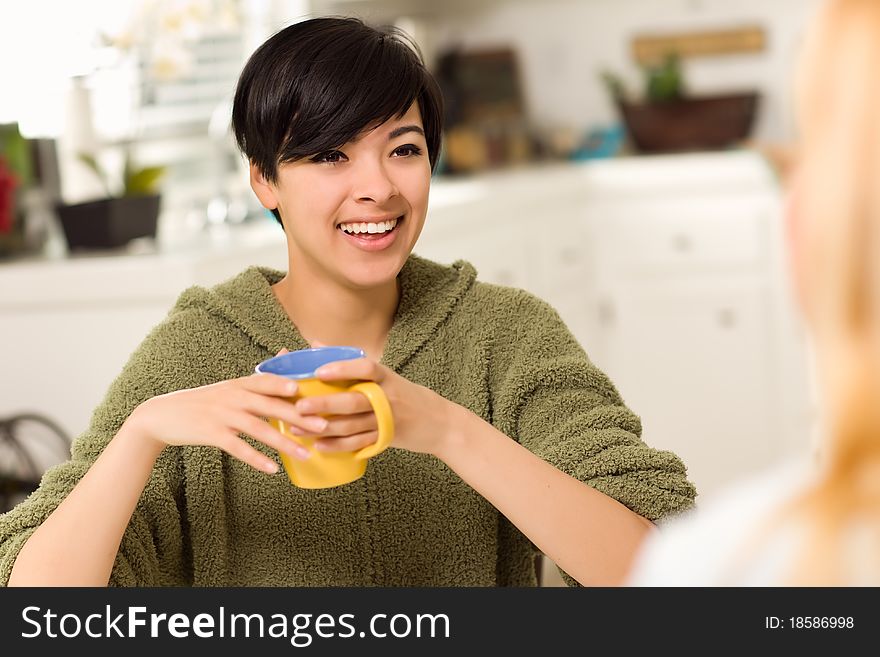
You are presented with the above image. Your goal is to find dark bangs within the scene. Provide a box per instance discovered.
[232,17,443,187]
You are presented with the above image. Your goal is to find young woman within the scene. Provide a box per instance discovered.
[627,0,880,586]
[1,17,695,587]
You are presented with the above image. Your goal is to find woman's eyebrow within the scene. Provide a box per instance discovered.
[388,125,425,140]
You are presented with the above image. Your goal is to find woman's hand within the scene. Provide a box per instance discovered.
[292,351,462,457]
[123,349,322,473]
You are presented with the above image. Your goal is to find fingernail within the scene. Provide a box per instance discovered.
[315,365,335,377]
[295,400,312,413]
[280,441,300,456]
[286,382,297,395]
[263,459,279,474]
[294,446,311,460]
[310,418,328,431]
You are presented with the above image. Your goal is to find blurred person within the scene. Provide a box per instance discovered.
[627,0,880,586]
[0,17,695,587]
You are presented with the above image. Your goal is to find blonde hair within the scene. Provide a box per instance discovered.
[783,0,880,584]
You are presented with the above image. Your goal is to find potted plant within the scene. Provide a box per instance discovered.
[601,53,760,153]
[56,149,165,251]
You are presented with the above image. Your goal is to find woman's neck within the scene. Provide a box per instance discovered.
[271,268,399,362]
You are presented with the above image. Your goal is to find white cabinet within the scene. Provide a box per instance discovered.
[592,279,777,495]
[417,209,534,289]
[417,169,585,294]
[582,187,790,496]
[588,196,769,276]
[0,223,288,443]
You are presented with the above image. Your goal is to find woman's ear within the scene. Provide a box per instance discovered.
[249,163,279,211]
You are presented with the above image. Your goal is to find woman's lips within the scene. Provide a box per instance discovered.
[337,217,403,252]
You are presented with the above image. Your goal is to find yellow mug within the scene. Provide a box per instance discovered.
[255,347,394,489]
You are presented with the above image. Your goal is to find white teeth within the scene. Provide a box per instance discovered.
[340,217,399,235]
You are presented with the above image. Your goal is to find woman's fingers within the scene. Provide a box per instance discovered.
[315,412,377,438]
[294,391,372,416]
[217,429,280,474]
[315,430,379,453]
[235,362,382,460]
[244,372,298,397]
[314,357,385,383]
[235,413,308,459]
[239,391,328,434]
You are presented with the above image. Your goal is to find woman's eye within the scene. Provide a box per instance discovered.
[311,150,347,164]
[392,144,423,158]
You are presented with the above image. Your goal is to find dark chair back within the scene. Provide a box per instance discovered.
[0,413,71,513]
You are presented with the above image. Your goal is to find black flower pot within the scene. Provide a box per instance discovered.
[56,194,160,251]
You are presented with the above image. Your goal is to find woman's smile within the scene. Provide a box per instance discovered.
[336,214,405,252]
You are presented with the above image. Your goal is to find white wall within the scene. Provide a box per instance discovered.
[430,0,824,143]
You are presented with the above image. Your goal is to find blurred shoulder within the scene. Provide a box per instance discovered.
[626,459,813,586]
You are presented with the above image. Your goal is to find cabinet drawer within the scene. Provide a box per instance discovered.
[592,196,773,275]
[592,278,777,495]
[415,221,536,291]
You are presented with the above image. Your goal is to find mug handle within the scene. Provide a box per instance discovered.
[348,381,394,460]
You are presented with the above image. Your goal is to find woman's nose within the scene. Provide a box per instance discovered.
[352,160,399,204]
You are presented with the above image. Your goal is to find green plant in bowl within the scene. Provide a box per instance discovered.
[76,151,165,198]
[55,150,167,251]
[643,52,685,103]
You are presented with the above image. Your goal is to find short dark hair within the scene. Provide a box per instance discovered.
[232,16,444,225]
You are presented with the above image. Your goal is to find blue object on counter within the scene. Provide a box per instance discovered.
[570,123,625,161]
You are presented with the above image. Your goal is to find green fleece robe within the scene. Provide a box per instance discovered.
[0,255,696,586]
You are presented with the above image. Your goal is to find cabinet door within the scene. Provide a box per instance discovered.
[416,211,536,291]
[543,290,599,357]
[589,194,772,279]
[1,303,175,441]
[592,279,780,497]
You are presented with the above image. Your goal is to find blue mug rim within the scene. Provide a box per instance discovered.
[254,346,365,380]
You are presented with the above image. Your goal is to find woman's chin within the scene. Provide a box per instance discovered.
[341,257,407,290]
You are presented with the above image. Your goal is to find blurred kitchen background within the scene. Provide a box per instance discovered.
[1,0,823,583]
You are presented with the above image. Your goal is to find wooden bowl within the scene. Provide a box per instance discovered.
[617,92,760,153]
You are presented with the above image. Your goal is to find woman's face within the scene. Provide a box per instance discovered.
[250,102,431,291]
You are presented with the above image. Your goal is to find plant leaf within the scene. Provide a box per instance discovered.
[124,166,165,196]
[0,124,33,187]
[599,70,626,102]
[77,152,113,196]
[122,151,133,187]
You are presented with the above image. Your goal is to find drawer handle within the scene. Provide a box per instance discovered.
[598,299,615,326]
[559,247,580,264]
[718,308,737,328]
[672,233,692,253]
